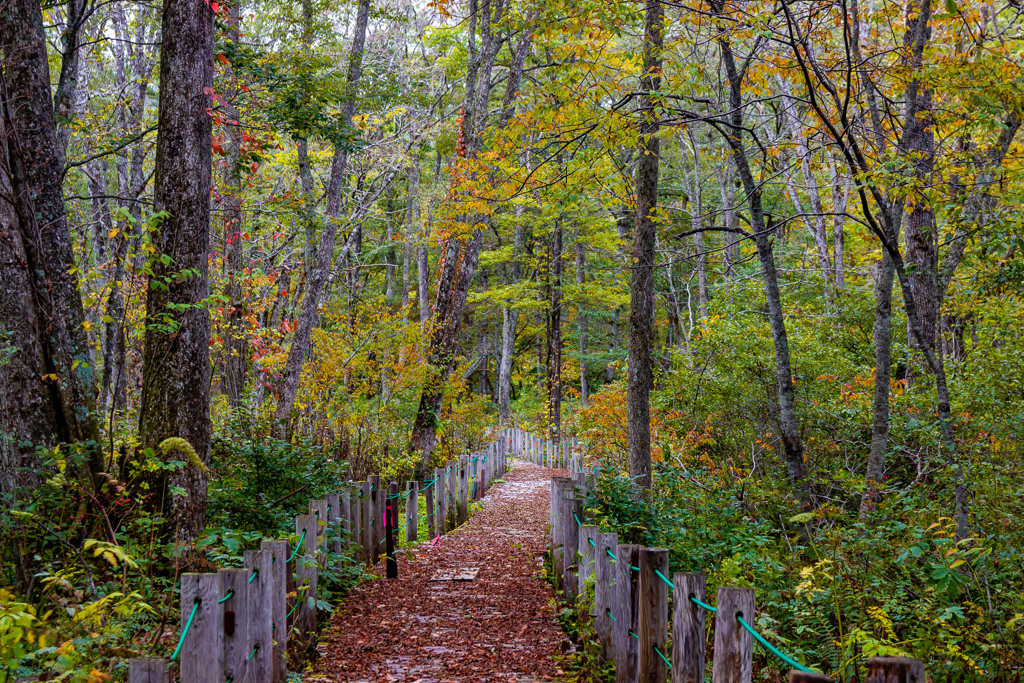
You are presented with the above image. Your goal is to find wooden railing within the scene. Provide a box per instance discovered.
[504,428,929,683]
[129,439,508,683]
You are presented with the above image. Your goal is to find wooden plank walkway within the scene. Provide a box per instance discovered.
[309,462,573,682]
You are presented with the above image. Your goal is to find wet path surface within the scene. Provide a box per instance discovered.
[310,462,572,682]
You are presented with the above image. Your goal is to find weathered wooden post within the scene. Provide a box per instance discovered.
[293,514,319,648]
[324,493,341,554]
[446,461,457,529]
[865,657,925,683]
[613,544,640,683]
[339,486,352,551]
[386,481,398,578]
[424,475,435,539]
[129,659,169,683]
[788,672,833,683]
[561,489,581,602]
[550,477,568,588]
[368,474,382,559]
[672,572,707,683]
[242,550,273,683]
[179,573,223,683]
[638,548,669,683]
[457,455,469,525]
[712,586,755,683]
[356,481,370,563]
[219,568,251,683]
[405,481,419,543]
[309,499,328,561]
[578,525,598,600]
[259,540,288,683]
[433,466,446,538]
[595,531,619,661]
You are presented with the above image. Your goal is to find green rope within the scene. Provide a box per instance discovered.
[605,608,617,622]
[218,589,234,604]
[690,595,717,613]
[171,600,200,660]
[247,642,261,661]
[631,565,640,572]
[248,568,259,584]
[287,602,298,619]
[286,529,307,563]
[588,537,596,547]
[737,615,817,675]
[629,630,640,640]
[654,644,672,669]
[654,568,673,589]
[573,511,582,526]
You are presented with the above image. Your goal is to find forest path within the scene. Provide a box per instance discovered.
[309,461,573,682]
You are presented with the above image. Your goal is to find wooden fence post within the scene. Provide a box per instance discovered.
[339,486,352,552]
[458,455,468,525]
[712,586,755,683]
[324,493,341,554]
[424,475,435,540]
[368,474,382,559]
[613,544,640,683]
[242,550,273,683]
[595,531,619,661]
[433,466,446,538]
[129,659,169,683]
[561,489,581,603]
[578,525,598,601]
[293,514,319,650]
[447,461,457,529]
[638,548,669,683]
[309,499,328,560]
[387,481,398,578]
[259,540,288,683]
[179,573,223,683]
[865,657,925,683]
[550,477,568,589]
[405,481,419,543]
[219,568,251,683]
[788,673,833,683]
[672,572,706,683]
[358,481,370,564]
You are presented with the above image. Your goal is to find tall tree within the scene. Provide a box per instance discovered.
[627,0,663,491]
[274,0,372,429]
[137,0,215,541]
[0,0,100,483]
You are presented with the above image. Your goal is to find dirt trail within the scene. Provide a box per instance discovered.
[310,462,573,682]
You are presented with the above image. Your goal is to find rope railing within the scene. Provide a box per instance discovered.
[170,599,199,660]
[557,451,827,681]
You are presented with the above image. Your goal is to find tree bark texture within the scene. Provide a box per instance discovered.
[137,0,215,542]
[547,219,563,444]
[627,0,662,492]
[0,0,100,469]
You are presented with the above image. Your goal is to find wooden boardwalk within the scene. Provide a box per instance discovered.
[309,462,572,682]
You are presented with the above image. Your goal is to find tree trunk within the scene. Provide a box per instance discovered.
[716,15,809,507]
[137,0,215,542]
[498,209,525,425]
[627,0,662,492]
[576,229,589,405]
[0,0,100,466]
[547,219,563,444]
[861,252,895,519]
[274,0,371,429]
[221,1,248,407]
